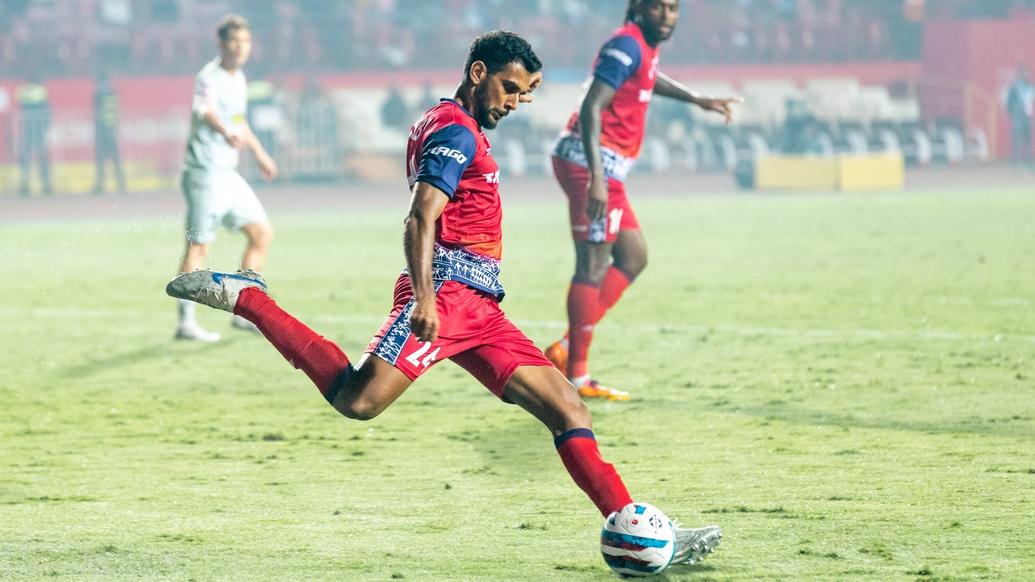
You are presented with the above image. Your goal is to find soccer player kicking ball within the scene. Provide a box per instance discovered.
[173,14,278,342]
[167,31,720,570]
[545,0,741,400]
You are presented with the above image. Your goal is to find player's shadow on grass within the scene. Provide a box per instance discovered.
[53,337,241,380]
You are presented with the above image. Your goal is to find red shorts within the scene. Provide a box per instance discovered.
[365,275,554,398]
[552,157,640,243]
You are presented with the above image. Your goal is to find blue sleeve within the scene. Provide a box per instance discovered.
[592,35,642,90]
[415,124,477,198]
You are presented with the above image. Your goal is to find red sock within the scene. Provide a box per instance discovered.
[567,281,601,379]
[597,266,633,320]
[555,429,633,517]
[234,288,352,403]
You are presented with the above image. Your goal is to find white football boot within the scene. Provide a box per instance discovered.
[672,524,722,565]
[166,269,268,312]
[174,322,221,343]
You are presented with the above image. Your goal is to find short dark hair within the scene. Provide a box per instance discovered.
[463,31,542,77]
[217,14,250,42]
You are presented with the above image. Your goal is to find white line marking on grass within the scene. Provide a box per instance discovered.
[309,313,1035,344]
[0,306,130,319]
[5,306,1033,344]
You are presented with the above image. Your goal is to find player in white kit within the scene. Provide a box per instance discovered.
[174,14,279,342]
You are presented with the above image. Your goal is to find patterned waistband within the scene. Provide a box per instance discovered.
[551,133,635,183]
[403,244,505,301]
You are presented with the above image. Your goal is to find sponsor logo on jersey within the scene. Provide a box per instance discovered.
[428,146,469,164]
[602,47,634,67]
[483,170,500,184]
[639,89,653,103]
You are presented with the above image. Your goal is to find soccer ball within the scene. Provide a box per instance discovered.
[600,502,677,577]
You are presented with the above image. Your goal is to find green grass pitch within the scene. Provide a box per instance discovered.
[1,185,1033,580]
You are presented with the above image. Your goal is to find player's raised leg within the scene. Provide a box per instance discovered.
[166,269,413,419]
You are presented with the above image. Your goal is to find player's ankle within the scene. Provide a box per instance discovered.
[569,374,590,387]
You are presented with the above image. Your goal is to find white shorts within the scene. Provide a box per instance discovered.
[182,168,269,245]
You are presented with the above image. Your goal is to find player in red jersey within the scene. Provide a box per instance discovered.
[166,30,722,567]
[545,0,741,400]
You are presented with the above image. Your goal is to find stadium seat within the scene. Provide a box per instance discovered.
[740,79,802,127]
[805,77,861,121]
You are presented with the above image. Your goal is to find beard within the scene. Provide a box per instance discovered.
[474,85,502,130]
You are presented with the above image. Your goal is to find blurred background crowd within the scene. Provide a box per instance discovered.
[2,0,1034,195]
[9,0,1034,76]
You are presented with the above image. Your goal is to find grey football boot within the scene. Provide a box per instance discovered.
[672,525,722,565]
[166,269,268,312]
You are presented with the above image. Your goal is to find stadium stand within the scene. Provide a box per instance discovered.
[0,0,939,78]
[0,0,1025,192]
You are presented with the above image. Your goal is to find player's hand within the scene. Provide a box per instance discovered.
[257,153,278,182]
[586,174,608,222]
[409,298,440,343]
[223,132,244,149]
[698,97,744,125]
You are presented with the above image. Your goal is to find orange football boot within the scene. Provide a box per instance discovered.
[575,379,631,401]
[544,339,568,373]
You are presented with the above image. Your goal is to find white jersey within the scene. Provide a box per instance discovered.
[185,58,247,171]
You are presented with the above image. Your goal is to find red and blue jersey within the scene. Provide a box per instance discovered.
[553,21,660,182]
[406,99,506,299]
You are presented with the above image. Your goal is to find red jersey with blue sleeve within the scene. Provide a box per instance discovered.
[553,22,660,183]
[406,99,506,300]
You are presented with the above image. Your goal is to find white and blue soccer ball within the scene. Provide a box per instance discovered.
[600,502,677,577]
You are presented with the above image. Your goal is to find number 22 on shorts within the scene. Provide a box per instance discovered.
[405,341,441,369]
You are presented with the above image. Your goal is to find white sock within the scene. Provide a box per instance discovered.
[178,299,196,326]
[569,374,590,387]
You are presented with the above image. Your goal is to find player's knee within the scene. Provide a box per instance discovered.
[554,392,593,432]
[567,400,593,431]
[619,254,647,278]
[574,262,608,286]
[337,397,384,421]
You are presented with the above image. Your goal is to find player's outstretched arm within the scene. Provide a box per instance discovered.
[201,109,243,148]
[404,183,449,343]
[242,121,278,181]
[654,71,742,124]
[578,79,618,222]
